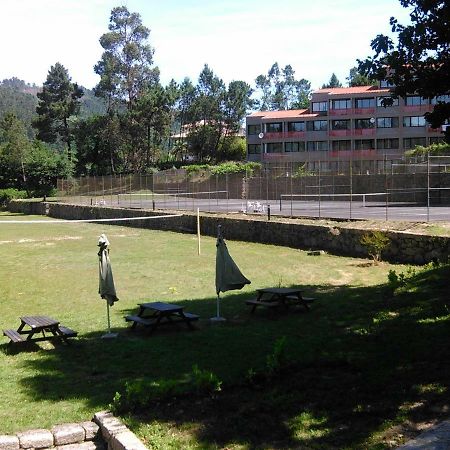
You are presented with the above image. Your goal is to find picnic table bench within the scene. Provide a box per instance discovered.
[246,287,315,313]
[3,316,77,346]
[125,302,199,335]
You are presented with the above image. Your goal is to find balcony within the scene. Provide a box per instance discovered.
[329,129,351,137]
[263,131,306,140]
[329,108,353,116]
[353,128,375,136]
[330,149,376,158]
[354,108,375,115]
[404,105,433,113]
[428,127,442,133]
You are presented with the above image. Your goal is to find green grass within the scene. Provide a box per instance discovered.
[1,211,450,449]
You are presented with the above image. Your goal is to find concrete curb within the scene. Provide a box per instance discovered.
[398,419,450,449]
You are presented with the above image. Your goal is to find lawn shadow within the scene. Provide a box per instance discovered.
[14,269,450,449]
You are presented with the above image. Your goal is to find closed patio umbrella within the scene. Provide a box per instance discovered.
[98,233,119,337]
[213,225,250,321]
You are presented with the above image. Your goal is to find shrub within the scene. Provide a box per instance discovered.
[360,231,390,263]
[0,188,27,207]
[266,336,289,375]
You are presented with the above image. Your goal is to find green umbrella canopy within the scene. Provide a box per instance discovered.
[98,233,119,306]
[215,236,250,295]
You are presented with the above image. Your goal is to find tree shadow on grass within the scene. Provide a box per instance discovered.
[13,265,450,449]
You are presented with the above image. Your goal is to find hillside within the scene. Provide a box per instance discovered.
[0,77,107,137]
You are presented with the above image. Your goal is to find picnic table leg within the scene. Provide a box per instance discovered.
[148,313,165,335]
[179,312,194,330]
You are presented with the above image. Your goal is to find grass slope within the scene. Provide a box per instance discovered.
[1,212,449,449]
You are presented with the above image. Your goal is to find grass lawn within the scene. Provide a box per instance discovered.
[1,211,450,449]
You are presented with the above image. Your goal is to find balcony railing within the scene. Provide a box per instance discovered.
[329,129,352,137]
[354,108,375,115]
[330,149,376,158]
[404,105,433,113]
[353,128,376,136]
[263,131,306,140]
[329,108,353,116]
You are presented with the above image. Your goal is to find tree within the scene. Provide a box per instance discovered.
[33,63,83,155]
[94,6,158,112]
[0,113,31,188]
[254,63,311,110]
[322,73,343,88]
[358,0,450,136]
[346,67,377,87]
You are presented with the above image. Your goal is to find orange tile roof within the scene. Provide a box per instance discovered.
[313,85,391,95]
[247,109,318,120]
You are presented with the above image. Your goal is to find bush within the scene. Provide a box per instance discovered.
[360,231,390,263]
[0,188,27,207]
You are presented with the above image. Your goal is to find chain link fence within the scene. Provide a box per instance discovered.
[56,157,450,221]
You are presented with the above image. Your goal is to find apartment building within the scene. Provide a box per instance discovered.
[246,85,447,173]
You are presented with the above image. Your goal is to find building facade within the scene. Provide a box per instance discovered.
[246,85,447,173]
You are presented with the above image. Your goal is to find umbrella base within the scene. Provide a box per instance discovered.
[101,332,119,339]
[210,316,226,322]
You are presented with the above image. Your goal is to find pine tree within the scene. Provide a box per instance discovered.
[33,62,83,156]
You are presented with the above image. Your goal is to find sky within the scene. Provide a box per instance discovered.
[2,0,412,91]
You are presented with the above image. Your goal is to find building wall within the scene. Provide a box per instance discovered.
[246,87,445,172]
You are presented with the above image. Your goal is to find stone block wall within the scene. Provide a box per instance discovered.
[9,200,450,264]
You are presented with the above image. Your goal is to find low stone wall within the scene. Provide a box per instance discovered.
[0,412,148,450]
[8,200,450,264]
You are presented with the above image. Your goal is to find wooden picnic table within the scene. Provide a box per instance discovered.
[246,287,315,313]
[3,315,77,345]
[125,301,199,334]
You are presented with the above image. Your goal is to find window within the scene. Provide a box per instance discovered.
[355,118,375,129]
[331,119,350,130]
[265,122,282,133]
[306,141,328,152]
[247,124,260,135]
[405,96,427,106]
[331,140,351,151]
[377,96,399,107]
[376,117,399,128]
[403,137,426,149]
[266,142,283,153]
[376,138,399,149]
[285,142,305,152]
[287,121,305,132]
[247,144,261,154]
[306,120,328,131]
[403,116,426,127]
[331,99,351,109]
[431,95,450,105]
[429,137,445,144]
[355,98,375,108]
[354,139,375,150]
[312,101,328,112]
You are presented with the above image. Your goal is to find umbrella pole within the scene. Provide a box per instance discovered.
[107,302,111,333]
[211,293,226,322]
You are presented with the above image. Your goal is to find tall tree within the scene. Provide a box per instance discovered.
[254,63,311,110]
[33,63,83,155]
[0,113,31,187]
[358,0,450,135]
[346,67,377,87]
[94,6,158,112]
[322,73,343,88]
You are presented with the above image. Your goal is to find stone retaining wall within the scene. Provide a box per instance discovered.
[8,200,450,264]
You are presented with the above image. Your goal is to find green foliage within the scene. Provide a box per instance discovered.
[292,164,315,177]
[110,365,222,414]
[405,142,450,158]
[0,188,27,207]
[321,73,342,89]
[33,62,83,154]
[360,231,390,263]
[358,0,450,134]
[218,136,246,161]
[255,62,311,110]
[181,161,261,177]
[346,66,377,87]
[266,336,289,375]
